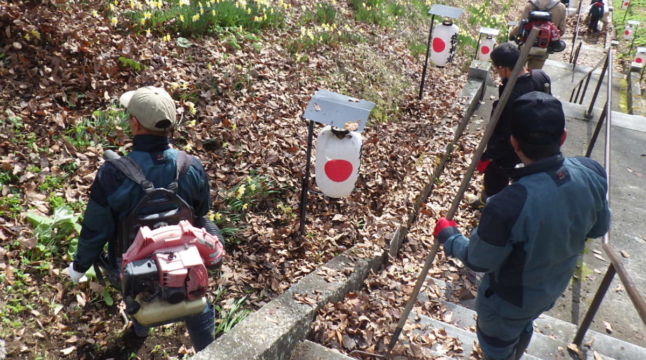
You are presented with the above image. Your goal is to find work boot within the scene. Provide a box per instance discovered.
[513,329,533,360]
[185,303,216,352]
[132,321,150,338]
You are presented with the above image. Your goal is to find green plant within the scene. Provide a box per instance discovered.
[128,0,284,38]
[349,0,389,26]
[408,41,427,58]
[214,296,251,336]
[25,206,82,261]
[65,107,129,151]
[0,192,21,219]
[46,195,66,209]
[118,56,147,72]
[38,175,65,192]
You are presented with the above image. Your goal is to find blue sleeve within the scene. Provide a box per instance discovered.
[190,158,211,217]
[73,168,117,273]
[445,184,527,273]
[572,157,611,239]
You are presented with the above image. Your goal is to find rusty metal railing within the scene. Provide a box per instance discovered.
[573,47,646,346]
[570,41,583,66]
[569,0,584,63]
[569,50,609,116]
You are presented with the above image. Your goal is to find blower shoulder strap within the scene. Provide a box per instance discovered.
[106,151,193,193]
[529,0,560,10]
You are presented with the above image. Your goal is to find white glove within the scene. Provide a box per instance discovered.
[68,262,88,283]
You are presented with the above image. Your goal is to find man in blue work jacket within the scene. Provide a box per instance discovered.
[434,92,611,360]
[65,86,218,352]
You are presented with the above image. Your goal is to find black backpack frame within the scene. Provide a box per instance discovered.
[94,151,196,288]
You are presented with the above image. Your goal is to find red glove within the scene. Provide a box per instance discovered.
[433,217,458,237]
[476,159,492,173]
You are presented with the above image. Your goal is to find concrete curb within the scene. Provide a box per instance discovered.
[193,64,488,360]
[627,68,646,116]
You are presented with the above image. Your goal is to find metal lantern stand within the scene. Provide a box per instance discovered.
[627,20,640,58]
[474,26,500,60]
[298,90,375,236]
[622,0,632,24]
[419,4,464,100]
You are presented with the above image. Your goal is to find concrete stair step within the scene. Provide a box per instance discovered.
[419,277,646,359]
[290,339,459,360]
[561,101,646,134]
[410,311,541,360]
[290,340,356,360]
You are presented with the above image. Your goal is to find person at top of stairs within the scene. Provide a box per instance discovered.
[587,0,605,33]
[510,0,567,69]
[468,43,551,210]
[433,92,611,360]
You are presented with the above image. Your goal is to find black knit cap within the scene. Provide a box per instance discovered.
[511,91,565,144]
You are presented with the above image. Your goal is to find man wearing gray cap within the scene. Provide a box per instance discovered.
[433,92,610,359]
[66,86,219,352]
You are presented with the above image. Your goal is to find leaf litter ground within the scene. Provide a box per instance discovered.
[0,0,524,359]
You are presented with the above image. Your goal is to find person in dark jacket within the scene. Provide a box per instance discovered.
[588,0,605,33]
[468,43,552,209]
[66,86,219,352]
[434,92,611,360]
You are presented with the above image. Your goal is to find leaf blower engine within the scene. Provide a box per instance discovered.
[120,220,225,326]
[518,11,566,54]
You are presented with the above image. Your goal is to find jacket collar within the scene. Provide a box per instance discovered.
[132,135,170,153]
[511,153,564,180]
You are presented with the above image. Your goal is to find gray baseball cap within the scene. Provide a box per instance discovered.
[119,86,176,131]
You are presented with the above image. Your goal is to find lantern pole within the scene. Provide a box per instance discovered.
[622,0,631,24]
[419,14,436,100]
[474,33,483,60]
[418,5,464,100]
[298,119,315,236]
[625,21,640,58]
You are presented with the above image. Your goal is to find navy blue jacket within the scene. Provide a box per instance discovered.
[444,154,610,309]
[73,135,211,272]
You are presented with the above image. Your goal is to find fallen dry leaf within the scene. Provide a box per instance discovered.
[603,321,613,333]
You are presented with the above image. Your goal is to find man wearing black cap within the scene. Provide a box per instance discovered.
[432,92,610,360]
[467,42,551,210]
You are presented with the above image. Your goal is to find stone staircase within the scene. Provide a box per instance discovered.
[291,55,646,360]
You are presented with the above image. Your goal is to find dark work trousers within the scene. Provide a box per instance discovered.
[483,157,520,198]
[589,15,600,32]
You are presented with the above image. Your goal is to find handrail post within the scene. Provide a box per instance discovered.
[569,1,584,61]
[579,73,594,106]
[573,264,617,345]
[585,102,607,157]
[585,54,610,118]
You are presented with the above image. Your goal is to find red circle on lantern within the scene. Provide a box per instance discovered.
[432,38,446,53]
[624,2,629,5]
[481,46,491,55]
[625,30,630,35]
[637,58,644,63]
[324,160,353,182]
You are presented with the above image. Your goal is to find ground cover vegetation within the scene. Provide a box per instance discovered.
[0,0,527,358]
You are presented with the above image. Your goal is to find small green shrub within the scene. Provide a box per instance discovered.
[128,0,284,37]
[118,56,147,72]
[214,296,251,336]
[25,206,82,261]
[65,107,129,151]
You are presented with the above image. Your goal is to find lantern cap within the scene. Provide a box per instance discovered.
[302,90,375,133]
[479,27,500,36]
[428,4,463,19]
[507,21,518,26]
[627,20,640,26]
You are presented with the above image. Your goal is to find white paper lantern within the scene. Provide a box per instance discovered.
[635,49,646,66]
[621,0,629,10]
[431,20,459,67]
[624,25,634,40]
[478,36,497,62]
[315,126,362,198]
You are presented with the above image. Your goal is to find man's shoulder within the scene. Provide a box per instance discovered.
[565,156,607,179]
[478,184,529,245]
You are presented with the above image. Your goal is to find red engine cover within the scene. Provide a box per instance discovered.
[153,245,208,299]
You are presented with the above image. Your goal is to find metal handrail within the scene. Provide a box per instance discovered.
[573,47,646,346]
[570,41,583,66]
[569,0,584,62]
[569,50,609,105]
